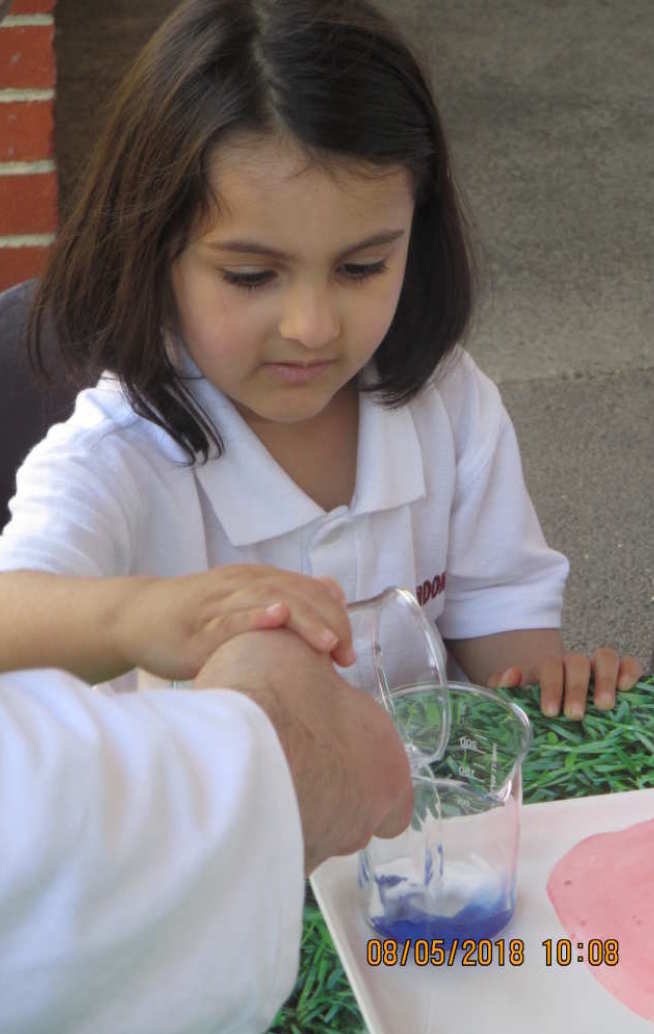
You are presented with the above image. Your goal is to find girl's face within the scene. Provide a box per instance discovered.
[170,133,415,434]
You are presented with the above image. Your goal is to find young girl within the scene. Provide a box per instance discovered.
[0,0,641,716]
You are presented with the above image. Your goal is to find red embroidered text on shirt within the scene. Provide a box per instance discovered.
[416,571,447,606]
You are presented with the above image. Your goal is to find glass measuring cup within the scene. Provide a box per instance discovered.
[328,586,451,939]
[358,682,532,945]
[332,586,451,767]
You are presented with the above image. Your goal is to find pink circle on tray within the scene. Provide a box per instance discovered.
[547,817,654,1021]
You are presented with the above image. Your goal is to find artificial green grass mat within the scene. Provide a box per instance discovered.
[268,675,654,1033]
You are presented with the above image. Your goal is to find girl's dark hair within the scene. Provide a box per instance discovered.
[28,0,482,467]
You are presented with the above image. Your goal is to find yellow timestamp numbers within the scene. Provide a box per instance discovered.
[366,938,621,968]
[367,938,526,967]
[542,938,619,966]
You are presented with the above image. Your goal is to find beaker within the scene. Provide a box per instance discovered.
[357,682,532,945]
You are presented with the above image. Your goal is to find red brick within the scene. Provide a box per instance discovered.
[0,101,53,161]
[0,245,51,292]
[9,1,56,12]
[0,25,55,90]
[0,172,58,234]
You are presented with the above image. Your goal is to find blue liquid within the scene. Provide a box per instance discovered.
[368,872,514,945]
[370,898,514,945]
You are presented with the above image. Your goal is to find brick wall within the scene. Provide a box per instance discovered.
[0,0,57,292]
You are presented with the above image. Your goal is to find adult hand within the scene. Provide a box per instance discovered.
[193,627,414,875]
[487,647,643,719]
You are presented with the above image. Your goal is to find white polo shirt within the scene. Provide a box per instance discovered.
[0,343,569,691]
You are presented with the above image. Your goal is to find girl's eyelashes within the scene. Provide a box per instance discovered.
[219,260,389,292]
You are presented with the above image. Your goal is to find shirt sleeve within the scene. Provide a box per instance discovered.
[0,413,143,577]
[0,668,304,1034]
[437,352,570,640]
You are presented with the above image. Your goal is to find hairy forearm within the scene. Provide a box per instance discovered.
[444,628,565,686]
[0,570,142,684]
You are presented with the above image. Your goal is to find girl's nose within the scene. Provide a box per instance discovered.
[278,282,341,348]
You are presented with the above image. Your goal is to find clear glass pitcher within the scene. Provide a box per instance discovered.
[357,681,532,945]
[333,586,451,768]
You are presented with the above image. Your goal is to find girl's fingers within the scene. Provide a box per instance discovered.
[538,655,566,717]
[487,667,522,689]
[255,598,356,667]
[218,603,288,637]
[316,576,348,604]
[312,577,354,665]
[617,655,644,691]
[561,653,591,720]
[260,601,289,622]
[590,647,620,710]
[484,650,643,719]
[504,667,523,686]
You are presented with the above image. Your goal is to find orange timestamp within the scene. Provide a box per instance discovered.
[366,937,526,967]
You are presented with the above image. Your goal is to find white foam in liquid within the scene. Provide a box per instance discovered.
[373,854,504,920]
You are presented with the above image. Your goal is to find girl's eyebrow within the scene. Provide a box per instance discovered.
[204,228,405,261]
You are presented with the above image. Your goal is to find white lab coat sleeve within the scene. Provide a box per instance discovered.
[0,668,305,1034]
[438,355,570,640]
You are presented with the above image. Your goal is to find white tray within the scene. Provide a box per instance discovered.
[311,788,654,1034]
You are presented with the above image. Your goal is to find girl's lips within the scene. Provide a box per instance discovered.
[264,361,332,383]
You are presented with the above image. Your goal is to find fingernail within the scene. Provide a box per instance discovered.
[500,669,514,684]
[595,692,612,709]
[618,674,633,691]
[320,630,339,649]
[566,705,584,720]
[543,702,559,717]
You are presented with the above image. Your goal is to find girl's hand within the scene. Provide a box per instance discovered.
[112,566,354,682]
[486,648,643,720]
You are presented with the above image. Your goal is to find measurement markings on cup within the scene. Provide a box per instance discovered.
[458,735,478,779]
[459,736,479,752]
[490,742,498,792]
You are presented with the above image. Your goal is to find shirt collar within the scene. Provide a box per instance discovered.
[161,341,427,545]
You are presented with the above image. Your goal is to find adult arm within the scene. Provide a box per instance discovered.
[0,667,304,1034]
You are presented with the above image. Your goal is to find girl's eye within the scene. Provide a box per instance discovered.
[220,260,389,292]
